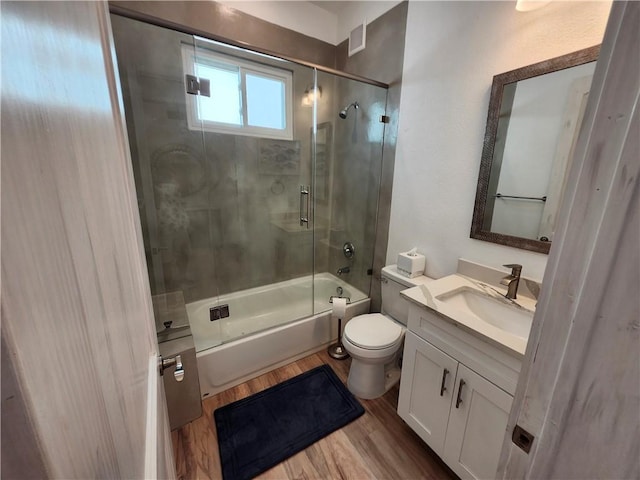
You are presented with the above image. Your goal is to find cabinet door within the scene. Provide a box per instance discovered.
[443,364,513,480]
[398,331,458,456]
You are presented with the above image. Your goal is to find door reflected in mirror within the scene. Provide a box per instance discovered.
[471,46,600,254]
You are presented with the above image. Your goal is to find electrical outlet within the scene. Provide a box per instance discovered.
[512,424,534,453]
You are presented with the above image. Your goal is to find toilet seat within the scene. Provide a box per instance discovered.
[344,313,404,350]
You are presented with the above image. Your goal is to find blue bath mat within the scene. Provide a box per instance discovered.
[214,364,365,480]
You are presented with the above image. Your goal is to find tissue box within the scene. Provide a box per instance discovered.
[397,251,426,278]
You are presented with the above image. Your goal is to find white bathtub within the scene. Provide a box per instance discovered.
[186,273,370,397]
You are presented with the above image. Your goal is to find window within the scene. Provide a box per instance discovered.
[182,45,293,140]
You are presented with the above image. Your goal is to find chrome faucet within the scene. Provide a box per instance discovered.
[337,266,350,276]
[500,264,522,300]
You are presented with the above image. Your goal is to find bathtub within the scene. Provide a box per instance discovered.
[186,272,370,397]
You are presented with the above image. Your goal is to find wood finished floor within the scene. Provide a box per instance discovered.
[171,350,458,480]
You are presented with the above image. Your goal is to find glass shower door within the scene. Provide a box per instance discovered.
[111,16,222,349]
[313,71,388,313]
[193,37,316,343]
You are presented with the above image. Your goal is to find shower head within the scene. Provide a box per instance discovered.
[339,101,359,119]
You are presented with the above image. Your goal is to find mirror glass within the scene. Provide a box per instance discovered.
[471,46,599,254]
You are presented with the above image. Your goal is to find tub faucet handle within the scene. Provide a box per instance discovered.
[337,266,350,276]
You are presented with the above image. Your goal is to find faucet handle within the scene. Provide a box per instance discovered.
[503,264,522,276]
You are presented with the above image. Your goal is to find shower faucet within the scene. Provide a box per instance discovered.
[337,266,350,276]
[339,101,359,119]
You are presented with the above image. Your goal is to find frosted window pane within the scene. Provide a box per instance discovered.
[195,63,241,125]
[246,74,285,130]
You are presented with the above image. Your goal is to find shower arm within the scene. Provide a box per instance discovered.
[339,101,359,119]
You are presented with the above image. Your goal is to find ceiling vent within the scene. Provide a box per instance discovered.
[348,20,366,57]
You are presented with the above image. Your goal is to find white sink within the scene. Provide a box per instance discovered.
[401,274,536,356]
[435,287,533,339]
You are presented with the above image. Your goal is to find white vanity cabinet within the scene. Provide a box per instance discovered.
[398,331,458,452]
[398,303,522,480]
[442,362,513,479]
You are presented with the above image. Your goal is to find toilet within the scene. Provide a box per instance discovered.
[342,265,432,399]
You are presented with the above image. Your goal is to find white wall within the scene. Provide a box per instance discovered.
[217,1,338,44]
[388,1,611,281]
[217,1,402,45]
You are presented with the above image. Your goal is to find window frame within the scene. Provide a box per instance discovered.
[182,44,294,140]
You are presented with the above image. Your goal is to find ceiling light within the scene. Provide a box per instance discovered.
[516,0,552,12]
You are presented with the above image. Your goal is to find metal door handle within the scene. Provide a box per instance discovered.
[299,185,310,228]
[159,354,185,382]
[455,378,465,408]
[440,368,449,396]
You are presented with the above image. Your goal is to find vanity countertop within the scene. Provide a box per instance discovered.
[401,274,536,358]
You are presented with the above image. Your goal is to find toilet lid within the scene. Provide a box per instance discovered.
[344,314,403,350]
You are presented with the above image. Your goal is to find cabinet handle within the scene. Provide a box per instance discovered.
[455,379,466,408]
[439,368,449,396]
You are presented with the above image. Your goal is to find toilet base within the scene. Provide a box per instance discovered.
[347,357,401,400]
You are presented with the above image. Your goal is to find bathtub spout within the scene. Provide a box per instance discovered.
[337,266,350,275]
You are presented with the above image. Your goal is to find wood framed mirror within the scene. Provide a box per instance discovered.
[471,45,600,254]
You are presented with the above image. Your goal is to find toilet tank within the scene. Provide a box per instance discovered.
[381,265,432,326]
